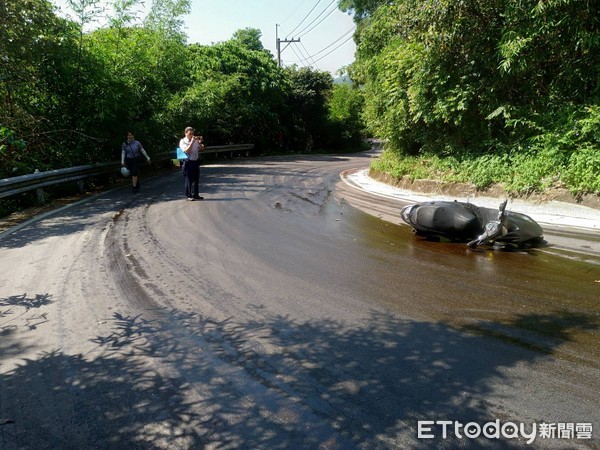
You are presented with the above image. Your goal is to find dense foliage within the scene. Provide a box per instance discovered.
[342,0,600,194]
[0,0,366,181]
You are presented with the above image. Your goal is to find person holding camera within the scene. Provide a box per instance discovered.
[121,131,151,193]
[179,126,205,201]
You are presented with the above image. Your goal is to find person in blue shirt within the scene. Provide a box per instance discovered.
[121,131,150,193]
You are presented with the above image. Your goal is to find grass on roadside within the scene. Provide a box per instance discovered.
[371,146,600,196]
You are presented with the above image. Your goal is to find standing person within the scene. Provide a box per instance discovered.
[121,131,151,193]
[179,126,204,201]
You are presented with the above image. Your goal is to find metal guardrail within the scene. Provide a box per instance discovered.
[0,162,120,201]
[0,144,254,203]
[198,144,254,157]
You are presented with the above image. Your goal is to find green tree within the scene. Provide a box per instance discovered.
[85,25,188,157]
[283,67,334,151]
[339,0,386,19]
[169,32,286,147]
[144,0,190,37]
[327,83,366,148]
[107,0,145,67]
[0,0,83,174]
[348,0,600,193]
[232,28,265,52]
[80,0,191,157]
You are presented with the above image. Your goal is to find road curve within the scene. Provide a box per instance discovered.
[1,153,598,449]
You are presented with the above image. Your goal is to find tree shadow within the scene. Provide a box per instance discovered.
[2,306,597,449]
[0,294,52,357]
[0,293,53,311]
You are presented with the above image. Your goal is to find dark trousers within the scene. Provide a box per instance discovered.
[125,157,141,176]
[183,159,200,197]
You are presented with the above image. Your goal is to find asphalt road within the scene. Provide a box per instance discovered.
[1,152,598,449]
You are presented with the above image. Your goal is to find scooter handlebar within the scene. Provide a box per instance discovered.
[467,235,486,247]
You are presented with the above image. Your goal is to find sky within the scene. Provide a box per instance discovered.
[50,0,357,75]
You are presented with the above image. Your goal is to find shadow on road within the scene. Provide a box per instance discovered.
[1,302,597,449]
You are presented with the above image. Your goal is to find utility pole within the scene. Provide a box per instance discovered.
[276,24,300,67]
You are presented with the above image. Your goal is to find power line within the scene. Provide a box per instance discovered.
[285,0,323,38]
[300,42,321,70]
[287,26,355,64]
[277,0,355,71]
[289,44,321,71]
[295,0,339,38]
[280,0,309,25]
[285,32,354,69]
[289,45,310,68]
[310,33,354,65]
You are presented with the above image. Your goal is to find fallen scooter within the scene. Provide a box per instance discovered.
[400,199,544,248]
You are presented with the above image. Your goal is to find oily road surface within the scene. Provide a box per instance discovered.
[1,152,599,449]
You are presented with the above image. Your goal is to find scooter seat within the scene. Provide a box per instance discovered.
[416,204,478,232]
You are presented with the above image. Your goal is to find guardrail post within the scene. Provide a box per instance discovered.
[77,180,85,193]
[35,188,45,205]
[31,170,44,204]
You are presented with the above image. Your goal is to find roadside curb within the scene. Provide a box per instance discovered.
[340,168,600,231]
